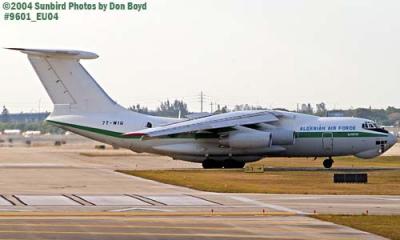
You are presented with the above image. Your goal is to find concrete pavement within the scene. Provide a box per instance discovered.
[0,144,396,239]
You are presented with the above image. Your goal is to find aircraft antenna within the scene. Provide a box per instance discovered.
[200,91,204,112]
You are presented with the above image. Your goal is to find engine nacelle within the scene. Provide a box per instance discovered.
[270,129,295,145]
[220,131,272,149]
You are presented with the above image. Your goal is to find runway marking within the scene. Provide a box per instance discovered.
[0,222,242,230]
[125,194,158,205]
[0,221,333,228]
[0,230,303,239]
[0,210,28,212]
[132,195,167,205]
[10,196,26,206]
[229,196,307,215]
[71,194,95,206]
[373,197,400,201]
[0,215,315,221]
[268,196,321,200]
[184,194,223,205]
[0,211,294,218]
[0,164,68,168]
[109,207,174,212]
[144,195,216,206]
[14,195,81,206]
[62,194,85,206]
[0,216,297,223]
[77,195,150,206]
[0,196,15,206]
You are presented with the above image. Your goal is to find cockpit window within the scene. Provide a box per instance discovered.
[363,121,377,129]
[362,121,388,133]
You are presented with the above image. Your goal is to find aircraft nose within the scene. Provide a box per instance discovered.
[388,133,397,147]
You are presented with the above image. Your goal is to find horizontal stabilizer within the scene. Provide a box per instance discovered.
[6,48,98,59]
[8,47,121,113]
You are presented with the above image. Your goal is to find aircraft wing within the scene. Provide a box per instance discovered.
[123,110,279,137]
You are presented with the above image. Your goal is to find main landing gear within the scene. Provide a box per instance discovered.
[202,159,223,169]
[323,157,334,169]
[202,159,245,169]
[223,159,246,169]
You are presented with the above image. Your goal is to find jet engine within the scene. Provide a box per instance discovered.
[219,131,272,149]
[270,129,295,145]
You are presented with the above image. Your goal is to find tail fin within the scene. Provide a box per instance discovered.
[7,48,122,114]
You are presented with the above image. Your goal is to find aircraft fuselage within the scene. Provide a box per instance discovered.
[46,111,397,163]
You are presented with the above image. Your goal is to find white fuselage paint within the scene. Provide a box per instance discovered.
[47,110,397,163]
[10,48,396,164]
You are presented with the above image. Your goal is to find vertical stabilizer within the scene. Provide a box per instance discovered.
[8,48,122,114]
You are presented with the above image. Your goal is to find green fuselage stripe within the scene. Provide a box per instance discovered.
[46,120,217,139]
[47,120,387,140]
[46,120,135,138]
[296,131,386,138]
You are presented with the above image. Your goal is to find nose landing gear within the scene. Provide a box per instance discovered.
[323,157,334,169]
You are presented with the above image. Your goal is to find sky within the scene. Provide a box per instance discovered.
[0,0,399,113]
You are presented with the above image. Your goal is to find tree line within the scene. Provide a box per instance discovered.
[1,101,399,133]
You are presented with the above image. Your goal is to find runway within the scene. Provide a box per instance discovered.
[0,193,399,216]
[0,215,386,240]
[0,145,397,239]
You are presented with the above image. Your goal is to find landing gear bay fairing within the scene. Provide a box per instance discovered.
[9,48,397,169]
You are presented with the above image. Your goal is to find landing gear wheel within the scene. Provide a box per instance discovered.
[223,160,245,169]
[323,158,334,169]
[202,159,223,169]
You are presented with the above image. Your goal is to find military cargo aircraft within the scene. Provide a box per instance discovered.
[9,48,397,168]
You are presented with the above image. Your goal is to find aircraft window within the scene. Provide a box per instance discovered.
[376,140,388,145]
[363,122,377,129]
[362,121,389,133]
[146,122,152,128]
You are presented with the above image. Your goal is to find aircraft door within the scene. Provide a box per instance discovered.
[322,132,333,154]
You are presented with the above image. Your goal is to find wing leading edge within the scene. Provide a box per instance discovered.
[123,110,279,138]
